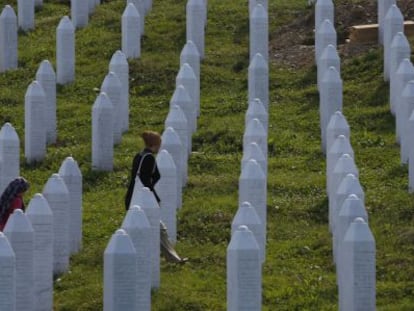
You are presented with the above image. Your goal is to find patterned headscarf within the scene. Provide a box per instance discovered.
[0,177,30,219]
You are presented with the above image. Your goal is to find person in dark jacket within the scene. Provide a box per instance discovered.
[125,130,188,263]
[0,177,30,231]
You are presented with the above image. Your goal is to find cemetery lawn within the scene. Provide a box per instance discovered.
[0,0,413,309]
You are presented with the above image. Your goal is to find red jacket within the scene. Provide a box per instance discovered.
[0,195,24,231]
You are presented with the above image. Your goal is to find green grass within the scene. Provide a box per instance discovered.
[0,0,413,310]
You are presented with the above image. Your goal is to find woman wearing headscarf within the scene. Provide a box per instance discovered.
[0,177,30,231]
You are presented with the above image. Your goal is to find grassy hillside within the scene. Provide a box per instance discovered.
[0,0,413,310]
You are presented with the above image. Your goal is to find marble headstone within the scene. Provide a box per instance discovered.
[0,6,18,72]
[56,16,75,85]
[122,4,141,59]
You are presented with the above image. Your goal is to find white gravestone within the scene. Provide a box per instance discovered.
[249,53,269,111]
[17,0,34,31]
[177,63,199,131]
[36,60,57,144]
[227,225,261,311]
[122,4,141,59]
[239,159,267,235]
[315,19,336,63]
[409,111,414,192]
[0,123,19,195]
[247,98,268,130]
[180,40,200,115]
[0,6,18,72]
[161,127,185,209]
[127,0,145,34]
[383,4,404,82]
[340,218,375,311]
[378,0,396,45]
[56,16,75,85]
[326,135,354,195]
[165,105,189,186]
[71,0,88,29]
[88,0,95,15]
[250,4,268,62]
[242,141,267,177]
[329,154,359,206]
[244,118,268,161]
[92,92,114,171]
[249,0,268,16]
[101,72,122,145]
[109,50,129,132]
[317,44,340,92]
[326,111,350,156]
[4,209,34,311]
[320,66,342,152]
[172,84,196,135]
[232,202,265,263]
[130,187,160,289]
[104,229,138,311]
[121,206,151,311]
[25,81,47,164]
[42,173,70,275]
[315,0,333,32]
[395,59,414,140]
[0,232,15,311]
[401,81,414,164]
[26,194,53,311]
[58,156,83,253]
[155,150,178,242]
[187,0,205,59]
[390,32,411,114]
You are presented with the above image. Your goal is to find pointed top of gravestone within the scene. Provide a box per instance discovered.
[336,173,364,198]
[43,173,70,195]
[0,232,15,257]
[252,3,267,19]
[338,194,368,220]
[385,4,403,21]
[123,3,140,17]
[121,205,151,230]
[36,60,55,77]
[166,105,188,125]
[245,118,266,136]
[343,217,375,243]
[317,19,336,35]
[156,149,176,170]
[181,40,200,58]
[232,202,262,227]
[241,159,265,179]
[171,85,192,104]
[0,122,19,142]
[26,81,46,98]
[249,53,268,69]
[327,111,349,132]
[93,92,113,110]
[402,80,414,98]
[320,44,339,61]
[135,187,159,209]
[242,142,266,162]
[333,153,358,176]
[26,193,53,216]
[110,50,128,66]
[328,135,353,155]
[102,72,122,90]
[247,98,267,116]
[104,229,136,255]
[161,127,182,146]
[391,32,410,49]
[396,58,414,75]
[228,225,260,250]
[322,66,341,83]
[58,156,82,177]
[0,5,17,20]
[177,63,196,80]
[57,16,74,31]
[3,209,34,233]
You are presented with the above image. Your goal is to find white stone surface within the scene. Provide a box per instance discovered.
[42,173,70,275]
[109,50,129,132]
[383,4,404,81]
[326,111,350,156]
[227,225,261,311]
[330,154,359,206]
[170,85,195,138]
[249,0,267,16]
[88,0,95,14]
[339,218,375,311]
[17,0,34,31]
[122,4,141,59]
[56,16,75,85]
[232,202,265,263]
[0,123,20,195]
[315,0,333,32]
[247,98,268,130]
[58,156,83,253]
[0,232,15,311]
[395,59,414,138]
[187,0,205,59]
[130,187,160,289]
[144,0,152,15]
[71,0,88,28]
[0,6,18,72]
[409,111,414,192]
[317,44,340,92]
[177,63,199,132]
[243,118,267,161]
[127,0,145,34]
[248,53,269,111]
[155,150,178,242]
[26,194,53,311]
[121,206,151,311]
[320,66,342,152]
[4,209,34,311]
[242,142,267,177]
[101,72,122,145]
[92,92,114,171]
[400,81,414,164]
[25,81,47,164]
[250,4,268,62]
[36,60,57,144]
[180,41,201,116]
[315,19,336,63]
[378,0,396,44]
[104,229,138,311]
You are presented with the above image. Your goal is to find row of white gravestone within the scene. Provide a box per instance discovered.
[0,123,20,195]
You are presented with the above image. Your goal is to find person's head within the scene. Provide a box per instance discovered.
[142,130,161,153]
[0,177,29,217]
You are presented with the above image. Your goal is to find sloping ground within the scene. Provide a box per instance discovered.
[0,0,413,310]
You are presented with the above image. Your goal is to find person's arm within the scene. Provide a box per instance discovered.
[140,155,161,203]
